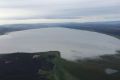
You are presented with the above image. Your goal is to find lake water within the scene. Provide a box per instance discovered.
[0,27,120,60]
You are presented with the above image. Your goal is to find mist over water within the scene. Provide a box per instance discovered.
[0,27,120,60]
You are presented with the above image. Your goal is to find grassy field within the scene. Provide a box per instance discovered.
[54,51,120,80]
[0,47,120,80]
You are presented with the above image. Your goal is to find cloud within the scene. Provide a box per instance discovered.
[0,0,120,24]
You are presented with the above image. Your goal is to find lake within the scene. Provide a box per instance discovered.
[0,27,120,60]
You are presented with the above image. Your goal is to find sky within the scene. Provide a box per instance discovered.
[0,0,120,24]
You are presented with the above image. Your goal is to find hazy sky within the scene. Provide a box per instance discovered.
[0,0,120,24]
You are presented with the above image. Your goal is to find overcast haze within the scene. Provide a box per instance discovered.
[0,0,120,24]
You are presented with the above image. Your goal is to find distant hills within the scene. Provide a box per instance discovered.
[0,21,120,38]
